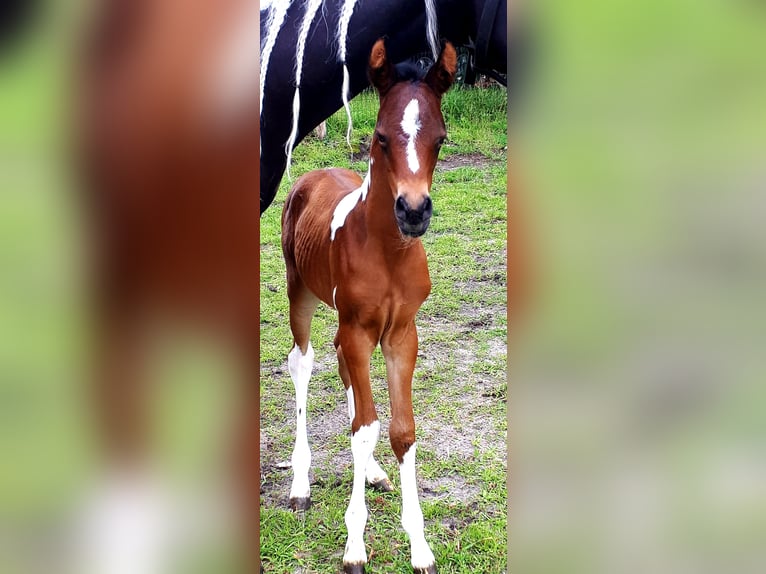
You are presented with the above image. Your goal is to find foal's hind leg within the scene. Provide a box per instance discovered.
[287,284,319,510]
[334,331,393,492]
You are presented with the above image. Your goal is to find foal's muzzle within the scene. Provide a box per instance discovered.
[394,195,433,237]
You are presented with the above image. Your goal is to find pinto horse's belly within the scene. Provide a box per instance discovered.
[282,168,363,306]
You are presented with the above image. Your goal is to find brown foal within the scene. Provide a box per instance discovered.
[281,39,457,574]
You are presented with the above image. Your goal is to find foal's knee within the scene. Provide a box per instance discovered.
[389,421,416,463]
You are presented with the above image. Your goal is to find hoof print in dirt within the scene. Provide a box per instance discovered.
[289,496,311,511]
[343,562,366,574]
[370,477,395,492]
[413,565,437,574]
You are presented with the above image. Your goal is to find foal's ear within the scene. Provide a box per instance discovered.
[368,38,396,97]
[425,41,458,97]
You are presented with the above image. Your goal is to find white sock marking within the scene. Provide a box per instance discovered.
[424,0,440,60]
[288,343,314,501]
[343,421,379,565]
[365,456,390,486]
[284,0,323,178]
[344,387,389,486]
[400,443,435,569]
[75,469,175,574]
[346,386,355,424]
[401,99,421,174]
[330,159,372,240]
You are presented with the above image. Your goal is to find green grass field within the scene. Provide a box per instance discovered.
[259,86,508,573]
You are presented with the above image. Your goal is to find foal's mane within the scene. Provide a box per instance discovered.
[393,61,428,83]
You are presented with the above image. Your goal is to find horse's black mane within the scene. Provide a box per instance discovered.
[395,61,427,82]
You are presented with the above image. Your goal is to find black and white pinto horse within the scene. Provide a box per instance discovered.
[259,0,509,214]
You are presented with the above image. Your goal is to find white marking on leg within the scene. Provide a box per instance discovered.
[333,286,338,310]
[288,343,314,501]
[346,386,355,424]
[330,159,372,240]
[400,443,435,570]
[343,421,379,566]
[337,0,360,146]
[365,456,390,486]
[401,99,421,174]
[284,0,323,178]
[344,388,390,487]
[424,0,440,60]
[74,469,175,574]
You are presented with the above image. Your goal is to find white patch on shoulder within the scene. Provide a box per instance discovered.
[401,99,421,174]
[330,161,372,240]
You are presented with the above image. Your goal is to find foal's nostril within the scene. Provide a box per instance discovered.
[422,196,432,216]
[395,196,408,214]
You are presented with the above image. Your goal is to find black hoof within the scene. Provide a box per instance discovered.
[370,477,395,492]
[343,562,366,574]
[288,496,311,511]
[413,565,437,574]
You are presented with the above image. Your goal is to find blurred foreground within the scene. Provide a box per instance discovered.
[514,1,766,572]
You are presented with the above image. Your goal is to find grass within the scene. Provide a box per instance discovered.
[260,85,508,573]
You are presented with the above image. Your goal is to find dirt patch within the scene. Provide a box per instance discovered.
[437,152,500,171]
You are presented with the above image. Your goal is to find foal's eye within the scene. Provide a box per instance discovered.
[375,132,388,149]
[436,136,446,151]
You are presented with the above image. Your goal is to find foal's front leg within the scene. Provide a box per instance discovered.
[382,323,437,574]
[337,324,379,573]
[335,331,393,492]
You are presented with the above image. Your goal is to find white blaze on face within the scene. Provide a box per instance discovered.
[401,99,421,174]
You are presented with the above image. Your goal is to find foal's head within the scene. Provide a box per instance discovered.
[368,39,457,238]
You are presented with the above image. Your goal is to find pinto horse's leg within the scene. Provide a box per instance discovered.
[334,331,394,493]
[286,284,319,510]
[382,322,437,574]
[337,323,379,573]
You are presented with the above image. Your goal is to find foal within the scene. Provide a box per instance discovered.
[281,39,456,574]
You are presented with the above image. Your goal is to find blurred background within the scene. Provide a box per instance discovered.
[514,0,765,572]
[1,1,247,572]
